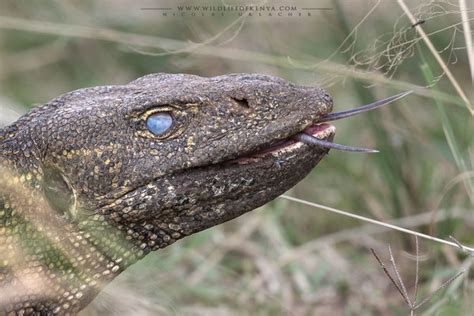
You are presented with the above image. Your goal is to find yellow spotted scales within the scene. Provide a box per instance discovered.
[0,73,334,315]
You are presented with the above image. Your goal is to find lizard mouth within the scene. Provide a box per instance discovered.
[229,91,412,164]
[229,123,335,164]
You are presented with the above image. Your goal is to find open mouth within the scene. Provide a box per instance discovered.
[250,123,336,156]
[230,91,412,164]
[230,123,335,164]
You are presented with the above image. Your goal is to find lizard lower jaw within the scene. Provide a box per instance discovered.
[229,123,335,164]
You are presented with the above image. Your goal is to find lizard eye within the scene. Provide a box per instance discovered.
[138,105,191,140]
[146,112,173,136]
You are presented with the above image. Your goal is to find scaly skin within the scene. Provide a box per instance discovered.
[0,73,334,315]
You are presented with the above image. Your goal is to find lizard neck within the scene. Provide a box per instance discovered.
[0,136,144,314]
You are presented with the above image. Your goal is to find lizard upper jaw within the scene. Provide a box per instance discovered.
[228,123,335,164]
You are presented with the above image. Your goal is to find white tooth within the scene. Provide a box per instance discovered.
[311,125,336,139]
[270,142,302,156]
[269,125,336,157]
[243,125,336,162]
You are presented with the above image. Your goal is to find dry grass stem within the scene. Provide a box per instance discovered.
[371,238,466,314]
[130,13,249,56]
[388,245,413,307]
[324,0,381,62]
[412,270,465,310]
[279,208,466,265]
[397,0,473,114]
[280,195,474,254]
[449,235,474,256]
[413,236,419,304]
[370,248,410,306]
[459,0,474,84]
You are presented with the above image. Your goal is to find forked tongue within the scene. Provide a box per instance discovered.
[295,91,412,153]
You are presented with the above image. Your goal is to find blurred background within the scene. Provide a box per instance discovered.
[0,0,472,315]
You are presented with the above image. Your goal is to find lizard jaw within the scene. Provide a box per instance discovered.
[228,123,335,164]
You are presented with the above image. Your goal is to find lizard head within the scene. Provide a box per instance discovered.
[1,73,408,313]
[38,73,334,249]
[1,73,335,312]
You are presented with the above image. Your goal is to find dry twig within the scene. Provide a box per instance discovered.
[371,236,465,315]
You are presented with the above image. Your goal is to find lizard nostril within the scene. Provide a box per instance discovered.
[322,93,333,105]
[230,97,250,109]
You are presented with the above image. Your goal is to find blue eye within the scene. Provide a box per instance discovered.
[146,112,173,136]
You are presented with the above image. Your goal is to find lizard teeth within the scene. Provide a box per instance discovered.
[270,124,335,155]
[228,124,335,164]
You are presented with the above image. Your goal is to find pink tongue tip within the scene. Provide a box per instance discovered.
[303,123,333,135]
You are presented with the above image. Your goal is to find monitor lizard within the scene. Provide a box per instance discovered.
[0,73,409,315]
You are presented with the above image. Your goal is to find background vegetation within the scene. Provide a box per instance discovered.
[0,0,472,315]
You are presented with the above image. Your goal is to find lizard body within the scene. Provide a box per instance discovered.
[0,73,334,314]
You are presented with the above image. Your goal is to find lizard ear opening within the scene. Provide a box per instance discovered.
[43,166,77,220]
